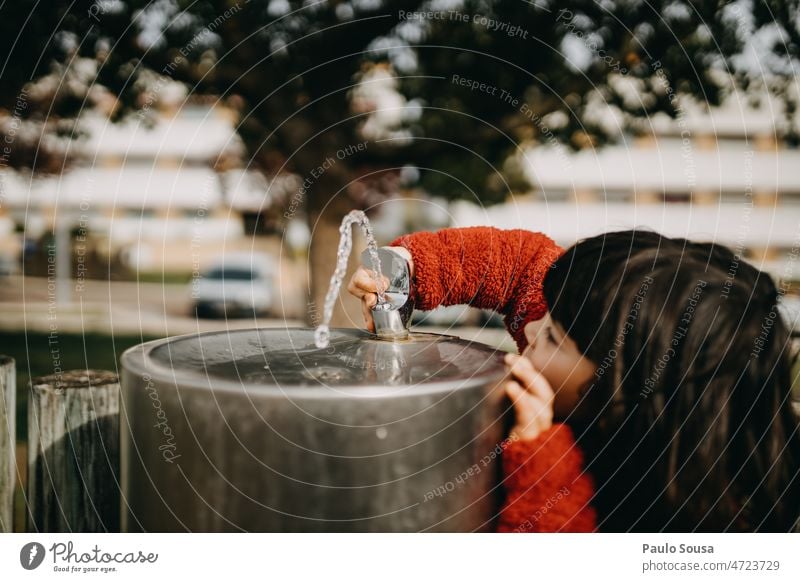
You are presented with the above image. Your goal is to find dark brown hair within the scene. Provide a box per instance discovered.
[544,230,800,532]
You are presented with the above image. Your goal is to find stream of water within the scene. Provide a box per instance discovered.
[314,210,386,349]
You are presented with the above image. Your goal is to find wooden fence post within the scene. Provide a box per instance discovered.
[27,369,120,532]
[0,356,15,532]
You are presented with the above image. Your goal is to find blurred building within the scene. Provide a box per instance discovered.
[0,103,304,275]
[452,92,800,288]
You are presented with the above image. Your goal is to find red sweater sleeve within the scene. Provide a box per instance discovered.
[388,227,563,351]
[497,424,597,533]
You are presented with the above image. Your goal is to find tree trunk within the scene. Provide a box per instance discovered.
[27,369,120,532]
[0,356,15,532]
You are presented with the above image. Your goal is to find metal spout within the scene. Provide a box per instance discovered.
[360,247,414,340]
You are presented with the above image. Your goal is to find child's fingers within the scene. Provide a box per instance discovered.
[505,378,554,440]
[505,379,546,407]
[504,380,526,415]
[351,267,389,295]
[504,354,554,401]
[361,300,375,333]
[503,360,555,441]
[504,379,525,401]
[347,267,392,333]
[346,268,372,297]
[347,270,382,311]
[505,380,544,419]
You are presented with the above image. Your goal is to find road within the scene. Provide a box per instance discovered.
[0,275,516,349]
[0,275,304,337]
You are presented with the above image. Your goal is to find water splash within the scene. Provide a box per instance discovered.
[314,210,386,349]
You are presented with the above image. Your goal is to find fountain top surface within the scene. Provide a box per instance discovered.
[128,327,505,393]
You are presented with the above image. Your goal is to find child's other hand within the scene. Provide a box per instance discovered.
[503,353,554,441]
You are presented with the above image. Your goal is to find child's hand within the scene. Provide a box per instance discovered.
[503,353,554,441]
[346,267,389,333]
[346,247,413,333]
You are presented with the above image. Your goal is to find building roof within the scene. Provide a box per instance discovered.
[220,169,297,212]
[451,199,800,250]
[1,166,223,210]
[523,140,800,194]
[76,109,243,162]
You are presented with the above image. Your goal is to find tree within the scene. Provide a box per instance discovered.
[2,0,798,324]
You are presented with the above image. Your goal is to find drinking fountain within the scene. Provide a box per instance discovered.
[360,246,415,341]
[119,212,510,532]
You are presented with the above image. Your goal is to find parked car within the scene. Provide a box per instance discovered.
[191,253,277,318]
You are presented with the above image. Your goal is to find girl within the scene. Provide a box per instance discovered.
[347,226,800,532]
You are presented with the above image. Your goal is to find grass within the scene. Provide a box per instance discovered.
[0,331,159,531]
[136,271,193,285]
[0,331,159,440]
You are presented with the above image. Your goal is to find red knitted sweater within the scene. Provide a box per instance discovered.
[389,226,597,532]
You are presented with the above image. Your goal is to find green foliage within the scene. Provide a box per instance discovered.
[2,0,798,202]
[0,331,159,440]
